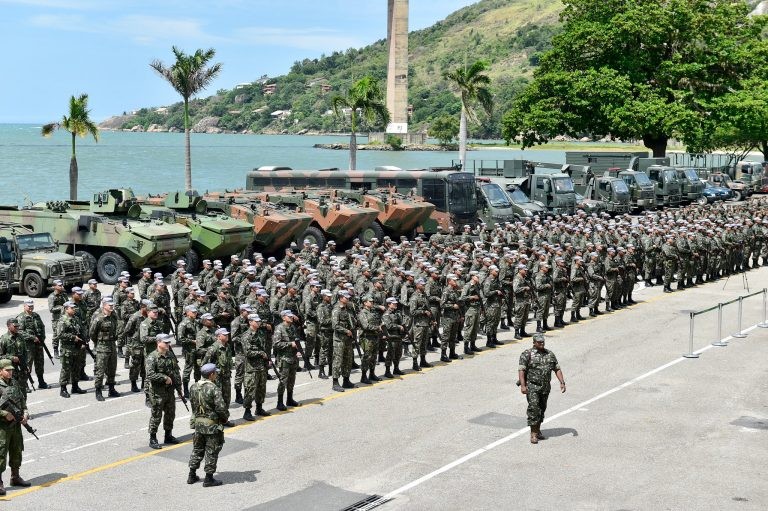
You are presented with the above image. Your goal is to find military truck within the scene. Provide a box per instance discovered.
[475,178,518,225]
[0,190,191,285]
[732,161,764,193]
[604,168,656,211]
[671,167,706,205]
[137,191,255,273]
[567,166,631,215]
[0,223,91,297]
[0,261,10,303]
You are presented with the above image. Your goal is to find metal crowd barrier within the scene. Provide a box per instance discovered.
[684,288,768,358]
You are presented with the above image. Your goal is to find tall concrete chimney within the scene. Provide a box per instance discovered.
[386,0,409,134]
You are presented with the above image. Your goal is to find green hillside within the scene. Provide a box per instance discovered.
[112,0,563,138]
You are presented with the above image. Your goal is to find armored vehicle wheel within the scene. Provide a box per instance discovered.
[0,291,11,304]
[300,226,326,251]
[97,251,128,285]
[357,221,385,247]
[75,250,97,277]
[183,249,201,274]
[731,190,743,201]
[23,272,46,298]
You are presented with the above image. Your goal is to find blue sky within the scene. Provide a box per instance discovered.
[0,0,476,123]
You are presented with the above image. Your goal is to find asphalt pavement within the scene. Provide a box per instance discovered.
[0,268,767,510]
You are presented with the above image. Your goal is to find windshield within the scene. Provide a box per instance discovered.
[16,232,56,251]
[480,183,512,208]
[684,169,699,181]
[553,178,574,194]
[612,180,629,194]
[506,187,531,203]
[448,176,478,214]
[663,170,678,182]
[634,172,652,186]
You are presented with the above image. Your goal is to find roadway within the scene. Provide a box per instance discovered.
[0,268,766,510]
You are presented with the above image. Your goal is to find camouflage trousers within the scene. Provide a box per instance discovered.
[513,301,530,329]
[116,320,125,349]
[663,260,676,286]
[233,354,244,391]
[25,342,45,383]
[216,376,232,407]
[484,304,501,336]
[189,431,224,475]
[318,329,333,366]
[612,276,623,303]
[51,318,61,350]
[384,338,403,366]
[571,286,586,312]
[440,314,460,350]
[360,334,378,374]
[411,323,430,360]
[552,290,567,315]
[182,351,200,384]
[304,322,319,362]
[58,346,79,386]
[0,422,23,473]
[243,368,267,408]
[148,387,176,434]
[129,348,146,383]
[94,348,117,389]
[462,308,481,343]
[504,288,514,322]
[623,272,636,298]
[588,283,602,308]
[643,256,657,280]
[332,338,353,379]
[525,383,550,426]
[534,294,551,321]
[277,358,297,395]
[604,278,617,304]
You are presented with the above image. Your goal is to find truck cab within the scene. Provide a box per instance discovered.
[732,161,764,193]
[509,170,576,215]
[606,168,656,211]
[569,166,630,214]
[672,167,706,204]
[644,165,682,208]
[475,178,517,225]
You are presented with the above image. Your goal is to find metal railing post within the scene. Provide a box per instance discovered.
[683,312,700,358]
[732,297,747,338]
[712,303,727,347]
[759,289,768,328]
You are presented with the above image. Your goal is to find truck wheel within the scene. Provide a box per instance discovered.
[97,251,128,285]
[731,190,743,201]
[357,221,385,246]
[23,272,46,298]
[74,250,97,277]
[696,196,707,206]
[183,249,201,274]
[300,226,327,251]
[0,291,11,304]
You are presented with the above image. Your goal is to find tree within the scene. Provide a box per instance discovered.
[41,94,99,201]
[331,76,390,170]
[443,60,493,168]
[502,0,766,157]
[150,47,222,191]
[429,115,460,147]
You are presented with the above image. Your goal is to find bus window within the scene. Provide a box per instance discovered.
[292,178,308,187]
[307,178,325,187]
[272,178,289,188]
[421,179,446,211]
[397,178,417,189]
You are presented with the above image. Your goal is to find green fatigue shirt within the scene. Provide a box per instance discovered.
[0,332,30,382]
[195,326,216,361]
[137,276,153,299]
[381,309,406,340]
[210,298,235,328]
[440,286,462,319]
[56,315,81,349]
[242,326,269,371]
[146,349,182,393]
[331,303,355,341]
[317,301,333,333]
[89,310,118,353]
[16,311,45,344]
[0,377,27,426]
[177,317,198,354]
[84,288,102,323]
[409,289,432,327]
[518,347,561,390]
[48,290,67,323]
[272,322,296,363]
[358,307,379,340]
[189,379,229,434]
[229,315,249,356]
[481,275,504,306]
[202,341,233,377]
[140,318,164,354]
[460,281,482,311]
[570,264,587,290]
[123,311,145,350]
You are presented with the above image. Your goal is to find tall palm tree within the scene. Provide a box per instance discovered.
[444,60,493,169]
[150,46,222,191]
[42,94,99,201]
[332,76,390,170]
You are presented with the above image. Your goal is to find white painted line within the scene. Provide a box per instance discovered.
[60,435,123,454]
[37,409,141,439]
[375,324,760,504]
[61,404,90,414]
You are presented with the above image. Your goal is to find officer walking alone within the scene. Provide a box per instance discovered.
[518,333,566,444]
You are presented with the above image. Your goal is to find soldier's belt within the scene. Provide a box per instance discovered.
[195,417,216,426]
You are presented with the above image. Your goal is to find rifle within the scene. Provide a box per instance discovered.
[268,358,280,380]
[27,371,35,392]
[292,318,314,378]
[41,341,55,365]
[169,373,189,411]
[0,394,39,440]
[75,337,96,360]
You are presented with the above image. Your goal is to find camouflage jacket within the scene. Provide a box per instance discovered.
[518,348,560,388]
[272,322,297,363]
[317,301,333,331]
[381,309,406,340]
[242,326,269,370]
[16,311,45,342]
[140,318,163,354]
[440,285,462,317]
[177,317,198,352]
[48,291,67,321]
[0,377,27,424]
[89,310,118,352]
[56,315,82,348]
[123,311,146,348]
[145,350,181,392]
[0,332,30,379]
[408,290,431,327]
[331,303,355,340]
[190,379,229,434]
[202,341,233,376]
[195,326,216,360]
[358,307,379,338]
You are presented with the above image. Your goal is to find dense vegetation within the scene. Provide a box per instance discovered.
[117,0,562,138]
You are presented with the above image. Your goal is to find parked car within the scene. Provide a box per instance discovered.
[701,181,732,203]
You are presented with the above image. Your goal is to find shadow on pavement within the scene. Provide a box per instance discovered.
[541,427,579,438]
[217,469,260,484]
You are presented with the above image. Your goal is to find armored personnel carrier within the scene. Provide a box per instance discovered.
[137,191,254,273]
[0,223,91,297]
[0,189,191,284]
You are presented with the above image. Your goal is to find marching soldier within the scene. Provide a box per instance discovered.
[187,363,228,487]
[518,333,566,444]
[146,333,182,449]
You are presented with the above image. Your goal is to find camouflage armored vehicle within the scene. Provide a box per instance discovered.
[137,191,254,273]
[0,189,191,285]
[202,192,314,256]
[0,223,91,297]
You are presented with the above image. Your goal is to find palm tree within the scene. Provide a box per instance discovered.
[150,46,222,191]
[444,60,493,169]
[42,94,99,201]
[332,76,390,170]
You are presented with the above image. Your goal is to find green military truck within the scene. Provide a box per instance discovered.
[475,178,519,225]
[604,168,656,211]
[567,165,631,215]
[732,161,764,193]
[137,191,254,273]
[672,167,706,205]
[0,190,191,285]
[0,223,91,297]
[627,157,682,208]
[0,261,11,303]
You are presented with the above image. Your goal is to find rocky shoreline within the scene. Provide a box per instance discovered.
[313,143,453,152]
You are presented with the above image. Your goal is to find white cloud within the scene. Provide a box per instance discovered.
[232,26,364,51]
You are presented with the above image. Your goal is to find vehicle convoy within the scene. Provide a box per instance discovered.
[0,190,191,285]
[245,166,479,233]
[731,161,764,193]
[568,166,631,214]
[672,167,706,205]
[697,169,751,201]
[0,223,91,298]
[136,191,254,273]
[605,168,656,211]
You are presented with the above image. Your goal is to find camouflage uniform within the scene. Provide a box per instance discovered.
[519,346,561,426]
[123,310,147,385]
[229,313,249,399]
[0,331,30,393]
[357,303,379,380]
[48,290,67,352]
[0,374,27,476]
[439,285,462,358]
[569,261,587,319]
[272,321,298,399]
[408,288,432,364]
[145,349,182,436]
[202,341,233,407]
[189,378,228,476]
[16,310,46,386]
[242,324,269,411]
[317,299,334,369]
[512,273,531,333]
[331,302,355,380]
[481,274,504,345]
[57,315,82,388]
[89,309,119,392]
[460,280,482,350]
[382,307,406,374]
[178,316,200,386]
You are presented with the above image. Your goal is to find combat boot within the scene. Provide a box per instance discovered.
[124,355,130,369]
[117,346,124,358]
[485,335,496,349]
[108,385,120,398]
[131,380,141,393]
[187,470,200,484]
[470,340,483,353]
[234,387,244,405]
[79,370,91,381]
[0,477,4,496]
[440,349,450,363]
[149,434,162,450]
[243,408,255,421]
[577,309,585,320]
[412,359,421,371]
[677,280,686,290]
[499,320,510,331]
[276,391,287,411]
[318,366,328,379]
[384,365,394,378]
[256,405,271,417]
[644,279,653,287]
[286,392,300,407]
[393,362,404,376]
[536,425,545,440]
[463,341,472,355]
[95,388,105,402]
[543,319,552,331]
[53,347,59,359]
[182,381,189,398]
[663,285,672,293]
[369,368,381,382]
[420,355,433,368]
[332,378,345,392]
[38,379,48,390]
[71,383,87,394]
[514,328,522,340]
[203,474,222,487]
[570,312,578,323]
[520,326,530,337]
[164,430,179,445]
[536,320,543,333]
[351,360,360,370]
[449,345,460,359]
[605,301,614,312]
[530,426,538,444]
[495,336,505,346]
[10,468,30,487]
[60,386,70,398]
[628,295,636,305]
[342,377,355,389]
